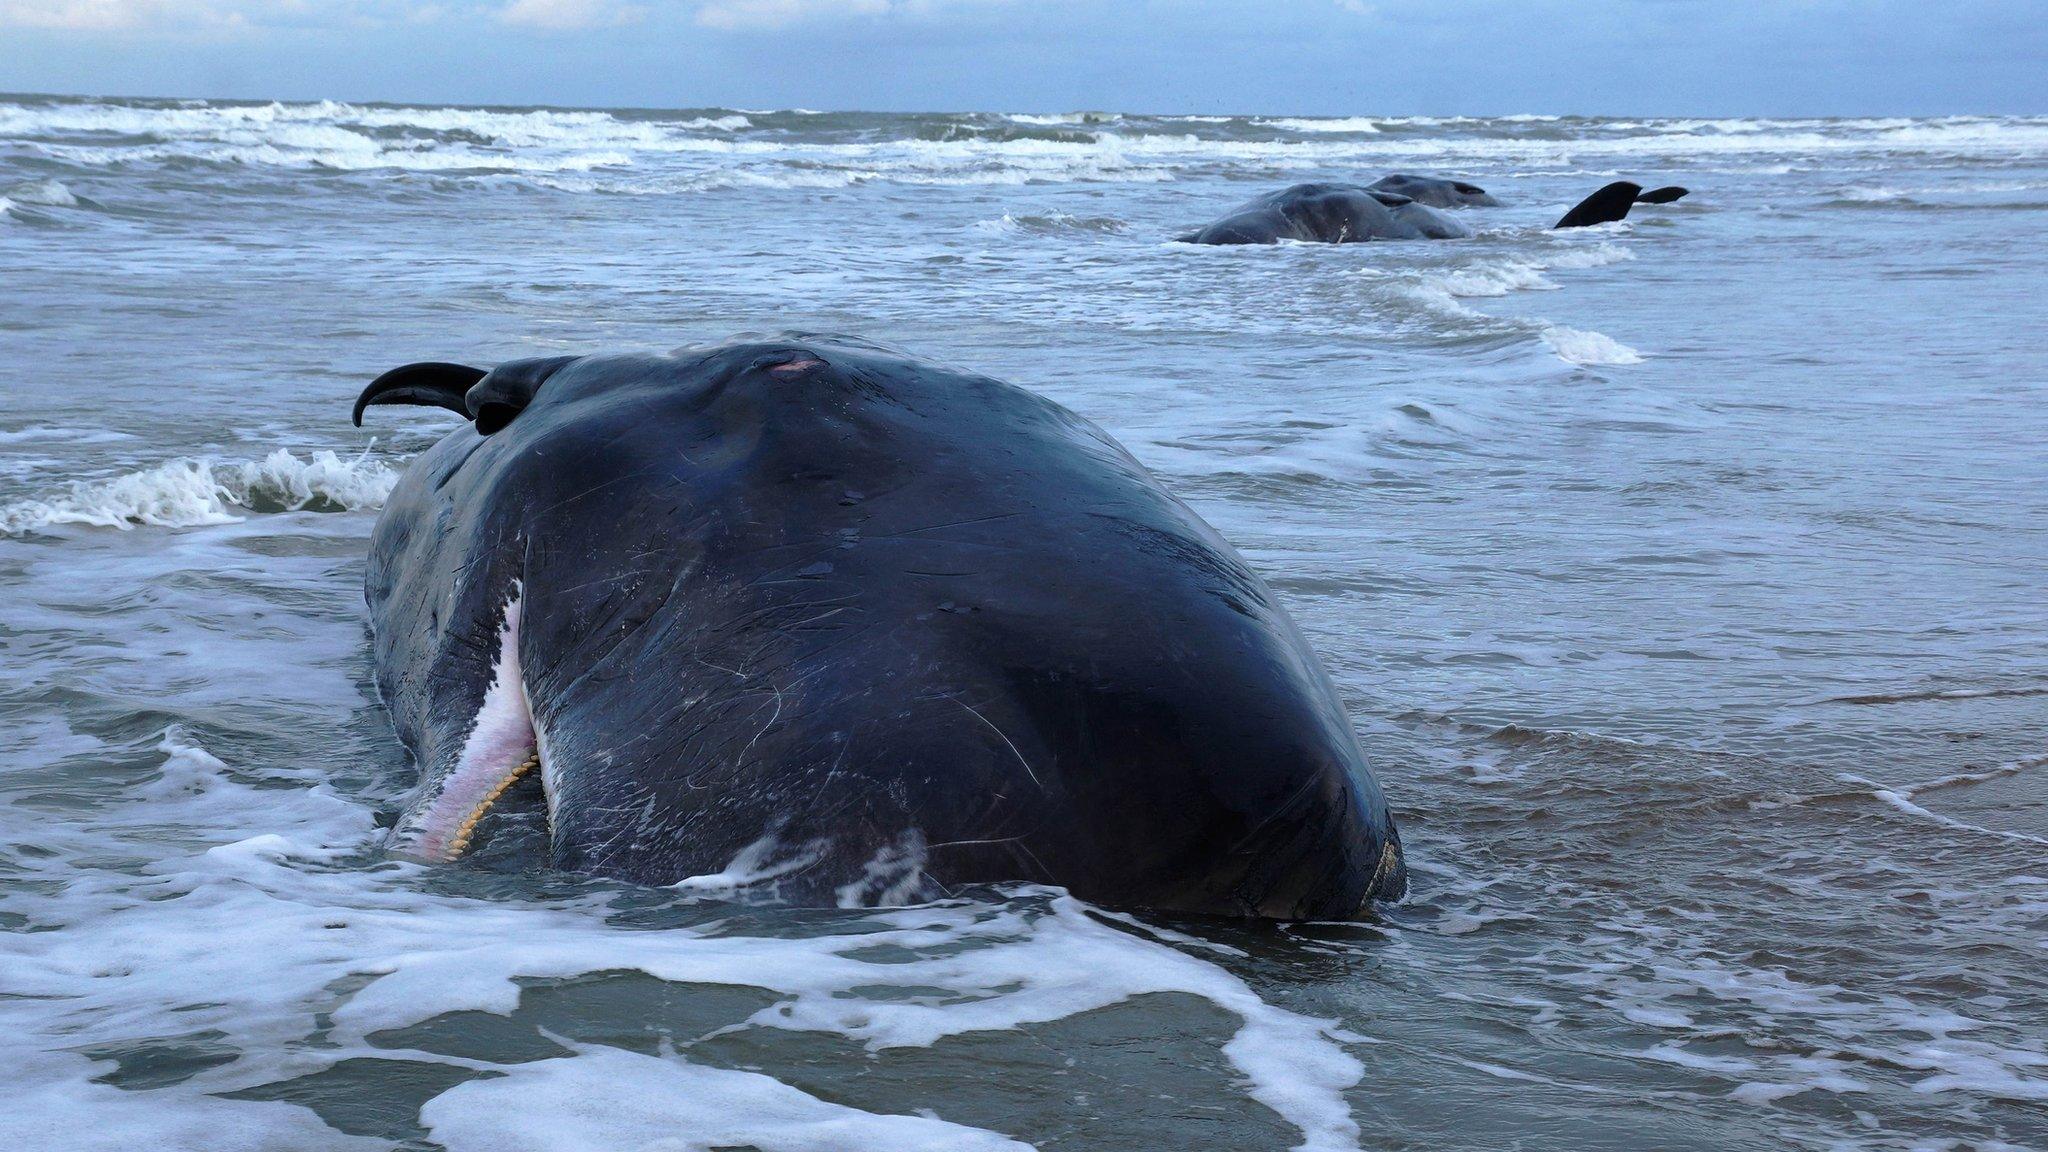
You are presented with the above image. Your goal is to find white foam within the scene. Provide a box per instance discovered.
[0,448,398,534]
[671,830,830,895]
[677,114,752,131]
[1838,772,2048,849]
[0,719,1375,1152]
[1263,116,1383,134]
[0,424,135,444]
[423,1043,1035,1151]
[973,211,1129,235]
[1006,111,1121,126]
[0,1052,385,1152]
[17,98,2045,198]
[1426,261,1558,298]
[833,829,931,907]
[1541,241,1637,270]
[1541,326,1645,366]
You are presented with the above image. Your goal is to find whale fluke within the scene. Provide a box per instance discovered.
[1555,181,1644,229]
[1637,185,1690,204]
[352,362,486,427]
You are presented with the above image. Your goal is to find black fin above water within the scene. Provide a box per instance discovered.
[352,362,486,426]
[1637,185,1690,204]
[1555,181,1645,229]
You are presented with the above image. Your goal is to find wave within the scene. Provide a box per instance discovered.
[1263,116,1383,134]
[1821,685,2048,706]
[1541,326,1645,366]
[1425,260,1558,298]
[0,449,397,534]
[1005,111,1122,126]
[675,114,751,132]
[6,179,79,206]
[1366,240,1644,367]
[11,99,2048,190]
[0,425,135,445]
[973,212,1130,236]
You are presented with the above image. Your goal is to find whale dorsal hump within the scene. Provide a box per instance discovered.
[464,356,579,435]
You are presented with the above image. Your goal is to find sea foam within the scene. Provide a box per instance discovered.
[0,449,398,534]
[0,727,1381,1152]
[1541,326,1646,366]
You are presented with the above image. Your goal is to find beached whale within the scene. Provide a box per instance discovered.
[1366,173,1501,208]
[1178,178,1694,244]
[351,333,1407,918]
[1175,182,1471,245]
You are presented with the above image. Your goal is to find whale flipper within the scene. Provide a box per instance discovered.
[1554,181,1645,229]
[1637,185,1690,204]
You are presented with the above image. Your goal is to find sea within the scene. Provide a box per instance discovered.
[2,95,2045,1151]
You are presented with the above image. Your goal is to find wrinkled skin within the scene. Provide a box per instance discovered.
[1367,173,1502,208]
[361,334,1407,918]
[1175,182,1471,245]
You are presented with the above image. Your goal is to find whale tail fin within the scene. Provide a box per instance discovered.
[1637,185,1690,204]
[1555,181,1644,229]
[352,362,486,427]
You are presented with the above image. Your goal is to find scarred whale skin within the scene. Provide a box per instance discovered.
[358,333,1407,919]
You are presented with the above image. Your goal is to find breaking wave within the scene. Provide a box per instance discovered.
[9,98,2048,192]
[1541,326,1646,365]
[0,449,398,534]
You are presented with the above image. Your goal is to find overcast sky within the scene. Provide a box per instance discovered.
[2,0,2042,116]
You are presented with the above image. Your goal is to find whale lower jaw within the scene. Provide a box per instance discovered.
[393,589,544,862]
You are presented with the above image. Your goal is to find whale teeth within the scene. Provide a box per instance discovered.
[444,752,541,861]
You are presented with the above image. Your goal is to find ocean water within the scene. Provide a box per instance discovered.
[3,94,2046,1151]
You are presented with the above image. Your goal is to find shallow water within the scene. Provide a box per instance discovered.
[3,96,2046,1151]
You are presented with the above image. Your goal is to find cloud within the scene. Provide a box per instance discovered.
[0,0,1027,34]
[692,0,965,32]
[0,0,247,29]
[0,0,463,31]
[497,0,643,29]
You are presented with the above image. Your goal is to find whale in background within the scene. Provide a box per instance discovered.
[1175,182,1471,244]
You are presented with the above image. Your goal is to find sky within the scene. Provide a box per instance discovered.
[1,0,2043,116]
